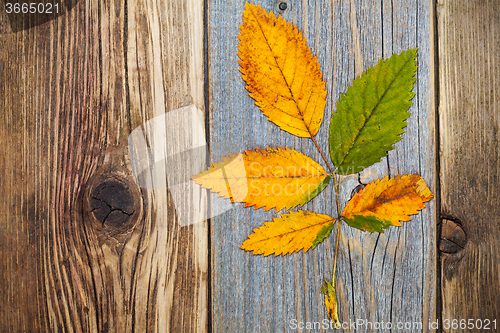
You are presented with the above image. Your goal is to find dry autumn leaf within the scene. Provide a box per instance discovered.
[241,210,336,256]
[193,147,330,212]
[342,174,434,232]
[238,3,327,138]
[321,279,341,329]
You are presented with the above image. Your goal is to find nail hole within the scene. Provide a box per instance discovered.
[278,2,287,11]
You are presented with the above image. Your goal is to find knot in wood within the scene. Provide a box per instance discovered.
[439,218,467,254]
[87,176,140,233]
[350,183,366,199]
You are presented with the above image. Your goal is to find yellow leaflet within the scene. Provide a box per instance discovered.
[238,3,327,138]
[192,147,330,212]
[241,210,335,256]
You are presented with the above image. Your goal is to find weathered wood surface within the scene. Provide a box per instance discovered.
[10,0,500,332]
[0,0,207,332]
[437,0,500,330]
[209,1,435,332]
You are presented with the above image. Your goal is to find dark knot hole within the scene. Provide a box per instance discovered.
[89,178,135,229]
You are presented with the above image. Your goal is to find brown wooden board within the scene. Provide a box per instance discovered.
[208,0,436,332]
[437,1,500,330]
[0,0,207,331]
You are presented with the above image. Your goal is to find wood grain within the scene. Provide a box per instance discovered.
[208,0,435,332]
[0,0,207,331]
[437,0,500,329]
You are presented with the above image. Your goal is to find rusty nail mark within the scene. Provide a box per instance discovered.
[439,218,467,254]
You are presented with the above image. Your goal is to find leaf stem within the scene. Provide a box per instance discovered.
[309,135,333,173]
[325,172,342,328]
[332,172,341,219]
[333,217,341,280]
[309,134,342,325]
[332,172,342,280]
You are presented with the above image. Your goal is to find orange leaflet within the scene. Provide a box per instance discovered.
[238,3,327,138]
[192,147,330,212]
[241,210,336,256]
[342,174,434,227]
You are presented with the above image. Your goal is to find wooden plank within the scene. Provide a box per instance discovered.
[209,0,435,331]
[0,0,207,331]
[437,0,500,329]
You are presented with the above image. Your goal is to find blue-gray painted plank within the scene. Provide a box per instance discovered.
[209,1,435,332]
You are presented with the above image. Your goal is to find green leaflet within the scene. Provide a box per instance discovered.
[329,49,418,175]
[342,215,393,233]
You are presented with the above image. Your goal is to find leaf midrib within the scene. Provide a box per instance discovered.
[211,175,327,179]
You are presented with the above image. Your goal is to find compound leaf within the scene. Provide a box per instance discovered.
[342,174,434,232]
[241,210,336,256]
[193,147,330,212]
[238,2,327,138]
[329,49,418,175]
